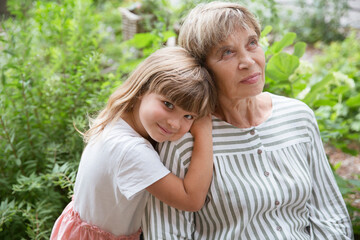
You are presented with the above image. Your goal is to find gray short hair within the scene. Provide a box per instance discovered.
[178,1,261,64]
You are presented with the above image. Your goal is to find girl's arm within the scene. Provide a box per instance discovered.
[146,115,213,212]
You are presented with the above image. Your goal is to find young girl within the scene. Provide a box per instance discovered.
[50,46,217,240]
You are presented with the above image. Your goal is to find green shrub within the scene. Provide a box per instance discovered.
[0,0,114,238]
[280,0,349,43]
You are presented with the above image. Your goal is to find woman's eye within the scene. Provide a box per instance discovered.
[249,39,258,47]
[164,101,174,109]
[222,49,232,56]
[184,115,194,120]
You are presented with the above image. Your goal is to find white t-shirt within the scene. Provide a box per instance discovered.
[73,118,170,236]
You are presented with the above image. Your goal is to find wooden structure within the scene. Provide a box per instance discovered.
[119,8,142,41]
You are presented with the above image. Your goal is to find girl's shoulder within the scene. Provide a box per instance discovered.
[88,119,155,157]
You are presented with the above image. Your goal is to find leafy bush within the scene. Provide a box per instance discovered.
[0,0,114,238]
[310,32,360,153]
[279,0,349,43]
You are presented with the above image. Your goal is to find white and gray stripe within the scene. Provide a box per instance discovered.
[142,93,353,240]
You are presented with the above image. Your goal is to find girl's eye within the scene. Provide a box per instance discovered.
[164,101,174,109]
[184,115,194,120]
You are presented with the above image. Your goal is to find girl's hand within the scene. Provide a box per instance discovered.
[190,114,212,138]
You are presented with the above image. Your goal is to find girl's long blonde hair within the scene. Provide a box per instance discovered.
[83,46,217,142]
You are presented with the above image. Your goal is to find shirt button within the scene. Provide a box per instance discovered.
[276,226,282,231]
[257,149,262,154]
[275,200,280,205]
[250,129,255,135]
[264,171,270,177]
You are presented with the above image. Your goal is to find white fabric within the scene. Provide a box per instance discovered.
[73,118,170,236]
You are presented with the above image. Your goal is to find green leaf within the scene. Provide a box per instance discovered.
[333,162,342,170]
[1,69,5,85]
[345,93,360,107]
[127,33,157,49]
[333,85,350,95]
[266,52,300,82]
[293,42,306,58]
[348,179,360,189]
[303,73,334,104]
[270,32,297,54]
[261,25,272,37]
[340,147,358,156]
[162,31,176,42]
[313,99,337,107]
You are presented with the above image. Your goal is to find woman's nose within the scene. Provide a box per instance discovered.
[238,53,255,69]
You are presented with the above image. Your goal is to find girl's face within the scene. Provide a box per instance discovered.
[205,27,265,102]
[135,93,197,142]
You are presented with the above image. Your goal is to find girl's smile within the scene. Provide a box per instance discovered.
[130,93,196,143]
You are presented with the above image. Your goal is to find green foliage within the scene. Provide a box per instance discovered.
[264,30,307,98]
[0,0,117,238]
[305,32,360,155]
[280,0,349,43]
[263,28,360,155]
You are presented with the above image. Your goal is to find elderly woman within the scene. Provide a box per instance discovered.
[141,1,353,239]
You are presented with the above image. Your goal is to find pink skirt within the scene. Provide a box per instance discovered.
[50,200,141,240]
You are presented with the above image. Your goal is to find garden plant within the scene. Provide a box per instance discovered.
[0,0,359,239]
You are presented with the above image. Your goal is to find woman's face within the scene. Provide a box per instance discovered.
[205,27,265,101]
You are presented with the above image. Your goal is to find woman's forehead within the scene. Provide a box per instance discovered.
[212,27,257,49]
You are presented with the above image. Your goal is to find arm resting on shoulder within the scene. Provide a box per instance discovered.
[146,115,213,212]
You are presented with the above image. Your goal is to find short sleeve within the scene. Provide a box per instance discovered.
[116,143,170,200]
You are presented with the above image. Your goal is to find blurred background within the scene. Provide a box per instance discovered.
[0,0,359,239]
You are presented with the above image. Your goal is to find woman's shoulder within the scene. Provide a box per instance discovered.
[270,93,313,113]
[157,132,193,154]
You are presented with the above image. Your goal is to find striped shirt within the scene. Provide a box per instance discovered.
[141,93,353,240]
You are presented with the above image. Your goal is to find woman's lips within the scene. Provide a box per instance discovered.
[240,73,261,84]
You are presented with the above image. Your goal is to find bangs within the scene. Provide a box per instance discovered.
[204,10,254,58]
[148,72,215,118]
[179,3,261,64]
[159,85,212,118]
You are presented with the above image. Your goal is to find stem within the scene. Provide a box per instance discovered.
[0,116,25,175]
[35,212,39,239]
[0,116,18,159]
[62,173,74,186]
[21,80,35,150]
[289,82,295,98]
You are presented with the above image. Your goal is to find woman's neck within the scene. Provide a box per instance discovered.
[214,92,272,128]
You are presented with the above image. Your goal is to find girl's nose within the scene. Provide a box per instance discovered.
[167,118,180,130]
